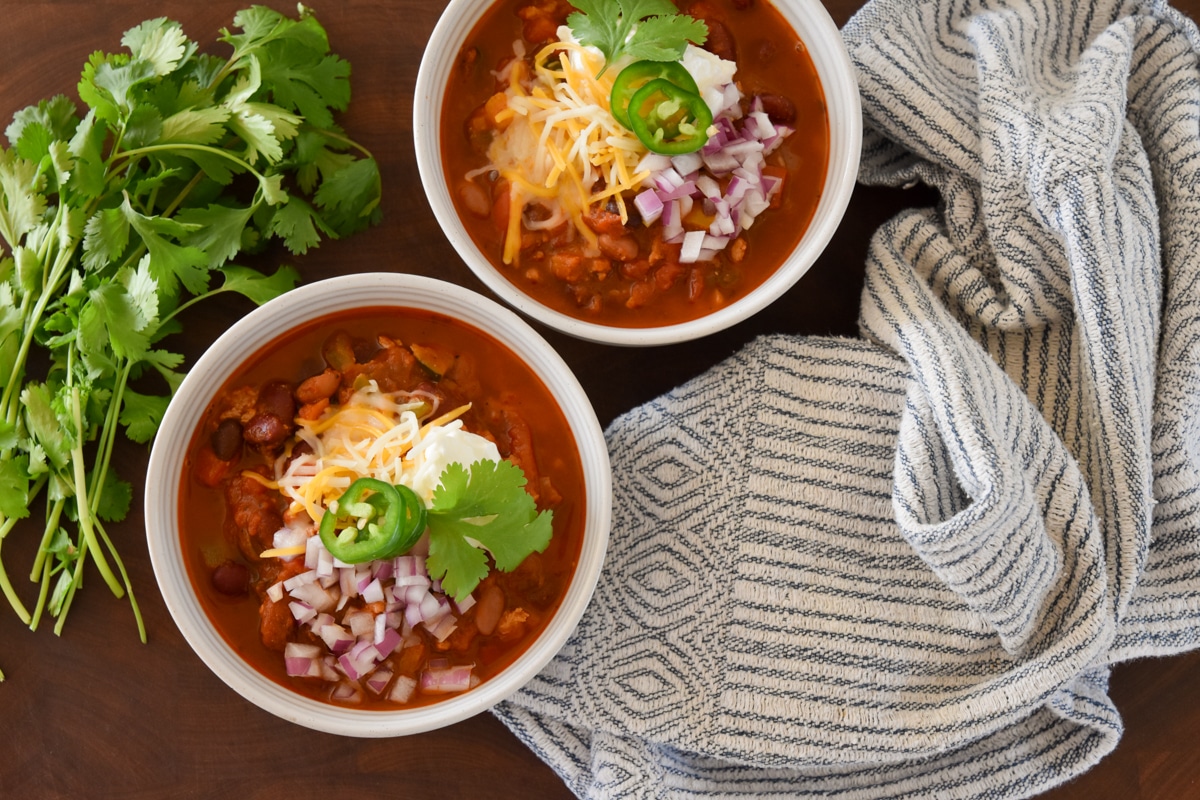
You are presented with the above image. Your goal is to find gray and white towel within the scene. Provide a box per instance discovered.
[493,0,1200,797]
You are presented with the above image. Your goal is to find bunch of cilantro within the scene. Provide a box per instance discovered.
[0,4,381,676]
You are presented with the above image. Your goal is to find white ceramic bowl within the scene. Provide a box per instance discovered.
[145,273,611,736]
[414,0,861,346]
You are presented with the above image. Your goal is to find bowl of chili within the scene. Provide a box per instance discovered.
[145,272,611,736]
[414,0,861,345]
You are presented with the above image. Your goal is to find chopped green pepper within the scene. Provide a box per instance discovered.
[318,478,427,563]
[627,78,713,155]
[610,60,702,130]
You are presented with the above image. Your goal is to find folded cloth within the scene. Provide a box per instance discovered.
[493,0,1200,796]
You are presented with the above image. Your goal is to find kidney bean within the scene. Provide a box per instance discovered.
[210,419,243,461]
[295,368,341,404]
[256,380,296,422]
[704,20,737,61]
[754,93,797,125]
[243,412,291,448]
[211,559,250,596]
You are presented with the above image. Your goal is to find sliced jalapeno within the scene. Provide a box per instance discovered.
[610,60,702,130]
[318,478,427,563]
[627,78,713,155]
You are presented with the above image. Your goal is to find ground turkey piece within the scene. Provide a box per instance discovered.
[223,470,284,562]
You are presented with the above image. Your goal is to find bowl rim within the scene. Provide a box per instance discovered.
[413,0,862,347]
[145,272,612,736]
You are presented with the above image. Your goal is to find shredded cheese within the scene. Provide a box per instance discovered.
[267,386,500,532]
[485,36,651,264]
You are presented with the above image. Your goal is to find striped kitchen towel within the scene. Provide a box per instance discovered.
[493,0,1200,797]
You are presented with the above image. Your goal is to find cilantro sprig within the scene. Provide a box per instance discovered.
[567,0,708,75]
[425,460,554,603]
[0,5,381,668]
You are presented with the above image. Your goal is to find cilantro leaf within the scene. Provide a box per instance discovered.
[216,263,299,305]
[176,203,257,268]
[425,460,554,602]
[159,106,231,146]
[120,195,210,296]
[120,18,193,77]
[82,208,132,273]
[313,157,381,235]
[0,149,48,247]
[21,382,73,471]
[0,456,31,520]
[268,195,333,254]
[567,0,707,74]
[91,466,133,522]
[119,389,169,444]
[86,281,151,362]
[5,95,79,149]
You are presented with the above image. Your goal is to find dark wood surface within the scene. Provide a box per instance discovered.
[1,1,1198,798]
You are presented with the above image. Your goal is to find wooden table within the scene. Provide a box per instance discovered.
[1,1,1197,798]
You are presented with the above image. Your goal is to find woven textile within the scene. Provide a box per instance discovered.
[493,0,1200,797]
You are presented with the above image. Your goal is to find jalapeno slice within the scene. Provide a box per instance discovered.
[627,78,713,155]
[610,60,702,130]
[318,478,427,563]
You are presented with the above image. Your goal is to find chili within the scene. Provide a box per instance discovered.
[318,478,427,563]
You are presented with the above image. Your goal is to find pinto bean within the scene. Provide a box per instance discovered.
[754,93,797,125]
[210,418,244,461]
[295,368,341,404]
[598,233,639,262]
[474,583,506,636]
[458,180,492,218]
[243,412,291,449]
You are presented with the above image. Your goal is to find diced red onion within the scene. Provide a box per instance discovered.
[319,623,355,654]
[374,627,403,658]
[330,682,363,703]
[420,664,474,694]
[455,593,477,613]
[389,675,417,703]
[680,230,706,263]
[425,613,458,643]
[266,581,284,602]
[288,600,316,623]
[670,151,703,177]
[283,570,317,592]
[634,189,663,224]
[284,642,321,677]
[419,591,444,623]
[361,578,385,605]
[366,668,393,695]
[305,534,322,569]
[344,609,375,638]
[290,581,335,613]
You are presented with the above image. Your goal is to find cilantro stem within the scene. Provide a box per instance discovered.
[0,245,75,421]
[93,517,145,642]
[29,557,52,631]
[309,126,375,160]
[66,376,123,599]
[0,533,32,626]
[114,143,268,183]
[30,494,64,582]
